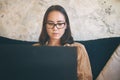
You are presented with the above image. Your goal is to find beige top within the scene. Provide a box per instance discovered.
[33,42,93,80]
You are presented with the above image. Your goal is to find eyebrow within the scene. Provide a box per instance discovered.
[47,20,65,23]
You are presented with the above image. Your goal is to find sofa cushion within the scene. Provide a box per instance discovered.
[96,44,120,80]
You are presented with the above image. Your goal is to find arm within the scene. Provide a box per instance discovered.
[76,43,93,80]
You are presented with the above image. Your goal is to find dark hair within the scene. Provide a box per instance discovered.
[39,5,74,45]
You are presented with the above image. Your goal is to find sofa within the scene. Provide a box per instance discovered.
[0,36,120,80]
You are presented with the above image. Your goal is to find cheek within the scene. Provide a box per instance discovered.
[60,28,66,36]
[46,28,51,36]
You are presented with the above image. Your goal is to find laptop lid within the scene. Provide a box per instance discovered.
[0,44,77,80]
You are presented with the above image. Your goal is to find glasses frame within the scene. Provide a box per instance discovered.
[46,22,66,29]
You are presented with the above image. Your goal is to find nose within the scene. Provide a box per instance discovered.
[53,25,58,30]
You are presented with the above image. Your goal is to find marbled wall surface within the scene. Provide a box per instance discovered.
[0,0,120,41]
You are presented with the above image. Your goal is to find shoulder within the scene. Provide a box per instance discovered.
[32,43,41,46]
[64,42,87,52]
[64,42,85,48]
[72,42,85,47]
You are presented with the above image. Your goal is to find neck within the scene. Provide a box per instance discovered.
[48,39,61,46]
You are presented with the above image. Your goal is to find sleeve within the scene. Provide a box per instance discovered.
[77,44,93,80]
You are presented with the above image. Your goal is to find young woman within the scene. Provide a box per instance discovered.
[33,5,92,80]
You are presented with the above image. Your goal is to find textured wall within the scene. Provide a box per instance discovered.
[0,0,120,41]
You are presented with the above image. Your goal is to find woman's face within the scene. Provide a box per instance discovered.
[46,11,66,40]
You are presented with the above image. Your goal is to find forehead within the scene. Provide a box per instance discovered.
[47,11,65,22]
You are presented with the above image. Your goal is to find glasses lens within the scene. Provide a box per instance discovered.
[46,23,54,29]
[57,23,65,29]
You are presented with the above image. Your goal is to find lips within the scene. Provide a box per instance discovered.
[52,33,59,36]
[53,33,58,34]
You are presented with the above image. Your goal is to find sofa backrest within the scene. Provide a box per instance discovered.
[0,36,35,45]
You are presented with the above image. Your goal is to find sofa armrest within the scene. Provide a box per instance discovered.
[96,44,120,80]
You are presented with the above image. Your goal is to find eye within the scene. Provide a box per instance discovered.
[48,23,54,26]
[57,23,64,26]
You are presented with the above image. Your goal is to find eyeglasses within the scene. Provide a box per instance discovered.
[46,22,65,29]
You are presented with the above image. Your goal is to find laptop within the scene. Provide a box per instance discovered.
[0,44,77,80]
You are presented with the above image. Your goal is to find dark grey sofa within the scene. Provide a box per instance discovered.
[0,36,120,80]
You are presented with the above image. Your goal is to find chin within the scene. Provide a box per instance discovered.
[52,37,61,40]
[51,36,61,40]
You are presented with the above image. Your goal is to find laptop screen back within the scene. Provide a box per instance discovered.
[0,45,77,80]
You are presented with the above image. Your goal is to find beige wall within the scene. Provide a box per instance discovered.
[0,0,120,41]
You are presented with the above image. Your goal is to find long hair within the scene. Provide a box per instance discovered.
[39,5,74,45]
